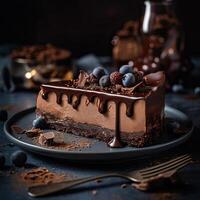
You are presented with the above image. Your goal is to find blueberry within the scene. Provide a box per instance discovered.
[194,87,200,96]
[11,150,27,167]
[0,153,5,168]
[119,65,133,75]
[172,84,184,94]
[0,110,8,122]
[122,73,136,87]
[33,116,48,129]
[92,67,106,80]
[99,75,110,87]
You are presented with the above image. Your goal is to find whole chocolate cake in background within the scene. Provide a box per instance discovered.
[9,44,73,89]
[36,65,165,148]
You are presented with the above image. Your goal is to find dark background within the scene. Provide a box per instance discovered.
[0,0,199,57]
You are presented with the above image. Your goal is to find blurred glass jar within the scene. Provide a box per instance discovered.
[142,0,192,85]
[112,21,144,68]
[112,0,192,86]
[9,44,73,90]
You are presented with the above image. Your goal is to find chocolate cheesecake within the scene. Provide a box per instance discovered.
[36,68,165,148]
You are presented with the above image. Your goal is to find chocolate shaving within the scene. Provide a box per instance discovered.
[88,73,98,84]
[144,71,165,87]
[38,131,65,146]
[115,84,122,93]
[65,70,165,97]
[11,125,25,134]
[77,70,89,88]
[38,132,55,146]
[53,132,64,144]
[25,128,42,137]
[121,81,144,95]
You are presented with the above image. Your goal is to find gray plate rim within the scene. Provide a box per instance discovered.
[4,106,193,158]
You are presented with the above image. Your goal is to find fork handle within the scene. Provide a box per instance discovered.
[28,173,129,197]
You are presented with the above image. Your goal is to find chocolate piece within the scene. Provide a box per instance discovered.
[77,70,89,88]
[144,71,165,86]
[11,125,25,134]
[25,128,42,137]
[53,132,64,144]
[38,131,64,146]
[38,132,55,146]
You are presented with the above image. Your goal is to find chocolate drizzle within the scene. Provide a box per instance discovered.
[41,85,140,148]
[98,99,107,114]
[72,94,82,109]
[40,71,165,148]
[108,102,123,148]
[67,94,73,104]
[41,91,48,100]
[56,93,62,105]
[126,102,134,117]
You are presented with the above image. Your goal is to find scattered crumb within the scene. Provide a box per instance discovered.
[11,126,92,151]
[32,134,91,151]
[22,128,92,151]
[20,167,67,187]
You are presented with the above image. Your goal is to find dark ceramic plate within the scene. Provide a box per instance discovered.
[4,106,193,161]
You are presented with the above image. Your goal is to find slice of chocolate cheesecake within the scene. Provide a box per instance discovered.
[36,67,165,148]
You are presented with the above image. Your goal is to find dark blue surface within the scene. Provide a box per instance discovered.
[1,91,200,200]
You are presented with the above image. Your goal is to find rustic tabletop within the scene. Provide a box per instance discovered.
[0,91,200,200]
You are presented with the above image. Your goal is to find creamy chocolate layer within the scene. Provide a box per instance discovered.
[37,94,146,134]
[36,71,165,147]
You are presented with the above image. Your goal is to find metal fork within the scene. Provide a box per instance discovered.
[28,154,192,197]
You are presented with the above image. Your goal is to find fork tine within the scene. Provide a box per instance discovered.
[140,154,190,173]
[141,155,191,175]
[142,158,192,179]
[142,159,192,180]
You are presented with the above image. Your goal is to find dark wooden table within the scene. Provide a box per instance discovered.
[0,91,200,200]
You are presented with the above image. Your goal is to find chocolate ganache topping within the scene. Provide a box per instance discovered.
[40,68,165,147]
